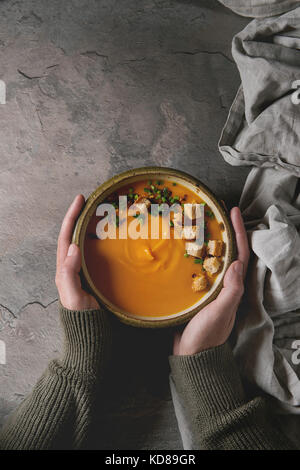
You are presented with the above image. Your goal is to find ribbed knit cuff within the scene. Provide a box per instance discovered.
[169,342,246,416]
[59,304,112,376]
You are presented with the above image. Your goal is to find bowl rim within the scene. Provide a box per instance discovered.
[72,166,237,328]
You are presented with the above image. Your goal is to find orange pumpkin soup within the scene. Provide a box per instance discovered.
[84,179,224,317]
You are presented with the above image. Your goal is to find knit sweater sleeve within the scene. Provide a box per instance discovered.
[0,305,111,450]
[169,342,297,450]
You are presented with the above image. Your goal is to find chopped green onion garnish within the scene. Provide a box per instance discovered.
[194,258,203,264]
[134,194,139,200]
[172,182,177,186]
[173,195,179,201]
[170,220,174,227]
[161,197,166,202]
[184,253,189,258]
[144,188,151,193]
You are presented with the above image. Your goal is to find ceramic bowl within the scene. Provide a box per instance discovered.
[72,167,236,328]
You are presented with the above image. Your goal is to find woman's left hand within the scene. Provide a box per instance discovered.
[55,194,99,311]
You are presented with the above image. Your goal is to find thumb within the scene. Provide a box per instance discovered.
[63,243,82,274]
[57,244,83,306]
[216,260,244,311]
[173,330,182,355]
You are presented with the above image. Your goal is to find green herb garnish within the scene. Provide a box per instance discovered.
[194,258,203,264]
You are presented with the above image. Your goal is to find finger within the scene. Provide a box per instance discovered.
[230,207,250,277]
[57,244,82,302]
[216,260,244,311]
[57,194,85,269]
[63,243,82,274]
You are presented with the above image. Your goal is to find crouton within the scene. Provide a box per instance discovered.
[192,273,207,292]
[173,211,183,226]
[135,197,151,210]
[207,240,223,257]
[185,241,204,258]
[128,197,151,216]
[203,256,221,275]
[182,226,197,240]
[183,202,197,220]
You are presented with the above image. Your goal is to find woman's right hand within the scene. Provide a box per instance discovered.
[173,207,249,356]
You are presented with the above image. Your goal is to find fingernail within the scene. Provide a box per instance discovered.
[67,244,76,256]
[234,260,244,276]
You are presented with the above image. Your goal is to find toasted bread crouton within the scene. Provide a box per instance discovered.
[207,240,223,257]
[128,197,151,216]
[203,256,221,275]
[185,241,204,258]
[182,226,197,240]
[173,211,183,226]
[192,273,207,292]
[135,197,151,210]
[184,201,198,220]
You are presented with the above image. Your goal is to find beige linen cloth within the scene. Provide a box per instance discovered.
[171,2,300,449]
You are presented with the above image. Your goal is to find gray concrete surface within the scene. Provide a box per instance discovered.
[0,0,250,449]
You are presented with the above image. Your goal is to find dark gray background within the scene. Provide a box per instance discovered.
[0,0,250,448]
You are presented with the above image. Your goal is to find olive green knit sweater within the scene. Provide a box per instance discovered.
[0,306,297,450]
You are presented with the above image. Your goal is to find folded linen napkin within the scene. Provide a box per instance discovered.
[171,4,300,449]
[219,0,300,18]
[217,5,300,407]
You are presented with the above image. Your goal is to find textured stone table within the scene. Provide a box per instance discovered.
[0,0,250,449]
